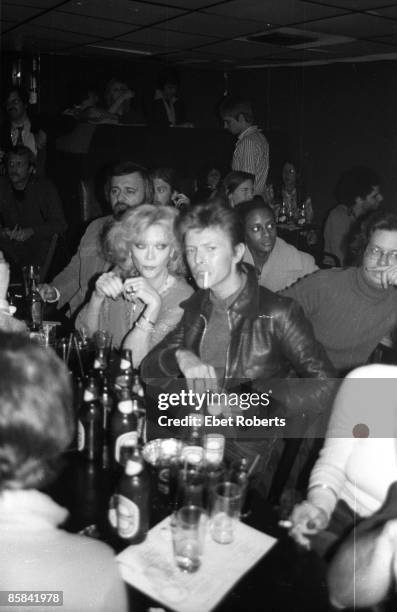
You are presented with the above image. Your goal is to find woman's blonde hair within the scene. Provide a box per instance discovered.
[101,204,186,276]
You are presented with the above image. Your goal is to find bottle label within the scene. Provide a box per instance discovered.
[31,300,43,326]
[181,445,204,465]
[118,400,133,414]
[120,359,131,370]
[77,420,85,451]
[116,494,140,539]
[108,494,118,529]
[115,432,138,463]
[83,390,95,402]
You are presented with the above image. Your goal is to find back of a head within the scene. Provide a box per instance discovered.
[0,332,73,492]
[219,96,253,123]
[334,166,381,209]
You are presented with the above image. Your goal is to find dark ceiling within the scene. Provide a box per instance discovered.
[4,0,397,68]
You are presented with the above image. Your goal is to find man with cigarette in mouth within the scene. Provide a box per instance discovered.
[141,201,335,493]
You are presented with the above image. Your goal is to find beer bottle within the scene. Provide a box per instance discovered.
[100,376,114,469]
[115,349,133,390]
[109,447,150,544]
[78,375,103,462]
[93,347,108,379]
[100,376,114,432]
[297,202,307,226]
[278,201,287,224]
[181,413,204,467]
[131,373,146,444]
[132,373,145,400]
[110,387,138,468]
[26,277,44,332]
[231,457,250,516]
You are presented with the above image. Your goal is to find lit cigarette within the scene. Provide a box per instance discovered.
[203,271,209,289]
[278,520,293,529]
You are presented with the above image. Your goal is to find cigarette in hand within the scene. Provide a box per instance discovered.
[203,271,209,289]
[278,520,293,529]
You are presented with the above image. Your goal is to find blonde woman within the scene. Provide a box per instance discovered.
[76,205,193,367]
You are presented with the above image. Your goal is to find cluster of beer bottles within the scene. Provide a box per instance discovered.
[77,347,150,544]
[77,347,146,469]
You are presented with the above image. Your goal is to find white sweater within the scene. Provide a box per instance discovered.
[309,364,397,519]
[244,236,318,292]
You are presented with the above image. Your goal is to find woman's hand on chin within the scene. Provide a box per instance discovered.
[123,276,161,312]
[94,272,124,300]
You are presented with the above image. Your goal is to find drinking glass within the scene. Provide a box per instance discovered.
[177,465,205,509]
[210,482,241,544]
[172,505,207,573]
[38,321,60,348]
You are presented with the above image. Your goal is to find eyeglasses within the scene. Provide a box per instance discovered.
[365,245,397,265]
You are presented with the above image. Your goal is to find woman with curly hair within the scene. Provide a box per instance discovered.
[76,204,193,366]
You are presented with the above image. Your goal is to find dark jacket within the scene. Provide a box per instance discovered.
[149,97,186,127]
[142,266,337,440]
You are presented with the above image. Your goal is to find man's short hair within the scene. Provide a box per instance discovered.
[0,332,74,492]
[177,200,245,248]
[223,171,255,195]
[347,209,397,265]
[150,167,177,192]
[5,145,36,169]
[4,86,29,107]
[105,160,154,203]
[219,96,254,123]
[334,166,381,209]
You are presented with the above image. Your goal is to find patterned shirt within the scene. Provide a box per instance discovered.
[232,125,269,196]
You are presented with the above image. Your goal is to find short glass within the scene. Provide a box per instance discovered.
[172,505,207,573]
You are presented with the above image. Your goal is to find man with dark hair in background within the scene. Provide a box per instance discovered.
[0,146,67,268]
[40,161,153,315]
[0,87,47,175]
[323,166,383,265]
[220,96,269,197]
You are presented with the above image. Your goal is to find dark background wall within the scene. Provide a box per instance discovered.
[229,61,397,223]
[3,52,397,223]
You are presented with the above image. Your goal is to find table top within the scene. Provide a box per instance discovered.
[46,451,331,612]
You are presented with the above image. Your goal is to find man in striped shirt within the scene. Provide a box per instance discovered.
[220,96,269,197]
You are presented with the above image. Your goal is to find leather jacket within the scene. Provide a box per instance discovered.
[142,265,337,429]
